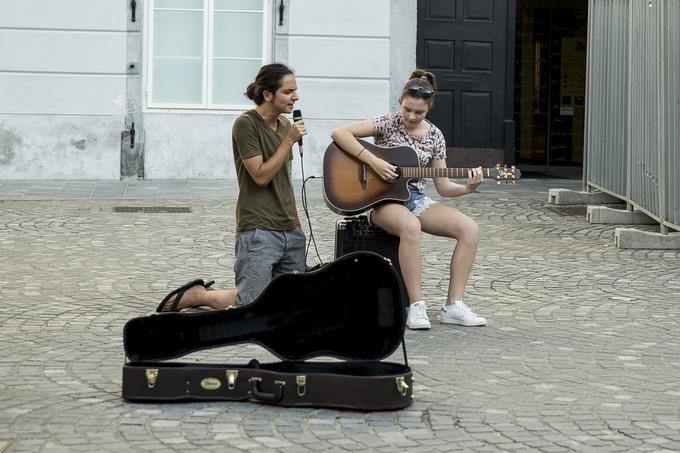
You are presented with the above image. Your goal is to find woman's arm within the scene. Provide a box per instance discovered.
[432,158,484,197]
[331,120,398,181]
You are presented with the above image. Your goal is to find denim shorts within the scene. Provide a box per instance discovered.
[369,188,438,224]
[404,189,438,217]
[234,228,306,305]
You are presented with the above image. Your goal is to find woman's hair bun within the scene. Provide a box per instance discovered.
[409,69,436,91]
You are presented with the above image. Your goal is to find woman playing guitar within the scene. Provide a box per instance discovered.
[331,69,487,330]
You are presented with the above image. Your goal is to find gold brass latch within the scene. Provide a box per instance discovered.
[395,376,409,396]
[296,375,307,396]
[226,370,238,390]
[145,368,159,388]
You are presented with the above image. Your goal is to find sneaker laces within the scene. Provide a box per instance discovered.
[446,301,476,318]
[456,301,471,313]
[444,301,468,312]
[411,302,428,319]
[456,301,483,320]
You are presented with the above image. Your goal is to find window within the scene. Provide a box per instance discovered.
[147,0,272,109]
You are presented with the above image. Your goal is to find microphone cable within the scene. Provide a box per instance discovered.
[298,152,324,270]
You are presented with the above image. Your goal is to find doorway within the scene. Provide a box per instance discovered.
[513,0,588,177]
[416,0,516,168]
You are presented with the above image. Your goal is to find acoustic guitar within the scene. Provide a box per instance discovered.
[323,139,521,215]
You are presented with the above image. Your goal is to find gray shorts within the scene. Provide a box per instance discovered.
[234,228,306,306]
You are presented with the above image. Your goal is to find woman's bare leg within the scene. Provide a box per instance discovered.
[371,203,423,304]
[417,203,479,303]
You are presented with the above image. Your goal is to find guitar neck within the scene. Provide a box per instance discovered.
[399,167,493,179]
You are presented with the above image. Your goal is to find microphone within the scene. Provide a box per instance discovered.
[292,109,303,155]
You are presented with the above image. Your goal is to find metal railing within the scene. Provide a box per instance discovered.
[585,0,680,233]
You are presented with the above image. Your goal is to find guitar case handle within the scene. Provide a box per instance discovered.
[248,377,284,403]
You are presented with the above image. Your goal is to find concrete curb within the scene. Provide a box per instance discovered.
[548,188,620,205]
[615,228,680,249]
[587,205,656,225]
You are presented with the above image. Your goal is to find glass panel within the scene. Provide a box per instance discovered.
[156,0,203,10]
[154,10,203,57]
[214,0,262,11]
[153,58,203,104]
[514,3,588,171]
[212,59,262,105]
[213,11,262,58]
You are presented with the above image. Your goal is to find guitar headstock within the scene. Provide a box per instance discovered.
[494,164,521,184]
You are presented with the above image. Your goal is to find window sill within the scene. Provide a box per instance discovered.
[143,106,251,115]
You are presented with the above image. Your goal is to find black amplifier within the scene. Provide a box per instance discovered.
[334,215,402,280]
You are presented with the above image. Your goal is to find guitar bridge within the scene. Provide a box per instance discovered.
[358,163,367,190]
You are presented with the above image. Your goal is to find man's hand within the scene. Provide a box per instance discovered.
[287,120,307,145]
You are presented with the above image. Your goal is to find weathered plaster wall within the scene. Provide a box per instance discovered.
[0,0,417,179]
[0,0,129,179]
[142,113,354,181]
[143,113,236,179]
[390,1,418,112]
[0,116,121,179]
[121,0,144,179]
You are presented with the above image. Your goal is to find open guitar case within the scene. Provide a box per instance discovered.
[122,251,413,411]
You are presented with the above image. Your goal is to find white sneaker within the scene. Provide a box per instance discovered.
[440,301,487,326]
[407,301,431,330]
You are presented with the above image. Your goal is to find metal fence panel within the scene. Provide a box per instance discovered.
[585,0,680,232]
[628,0,660,215]
[585,0,628,196]
[665,0,680,229]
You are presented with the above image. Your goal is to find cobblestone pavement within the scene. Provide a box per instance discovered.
[1,178,679,453]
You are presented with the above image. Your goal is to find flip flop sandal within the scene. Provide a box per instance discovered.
[156,279,215,312]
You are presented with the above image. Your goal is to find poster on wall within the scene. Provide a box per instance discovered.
[560,37,587,115]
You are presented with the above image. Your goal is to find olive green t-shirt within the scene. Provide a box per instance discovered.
[232,110,298,232]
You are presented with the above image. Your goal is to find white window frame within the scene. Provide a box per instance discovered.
[144,0,273,112]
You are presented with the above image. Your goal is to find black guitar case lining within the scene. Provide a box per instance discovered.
[122,251,413,411]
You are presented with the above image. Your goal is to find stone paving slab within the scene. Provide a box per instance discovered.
[1,178,679,452]
[0,180,236,201]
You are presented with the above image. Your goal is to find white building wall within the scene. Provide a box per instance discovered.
[144,0,416,180]
[276,0,391,178]
[0,0,416,180]
[0,0,129,180]
[144,113,237,179]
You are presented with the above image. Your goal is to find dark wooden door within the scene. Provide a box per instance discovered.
[417,0,516,164]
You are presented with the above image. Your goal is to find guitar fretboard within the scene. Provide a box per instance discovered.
[399,167,492,178]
